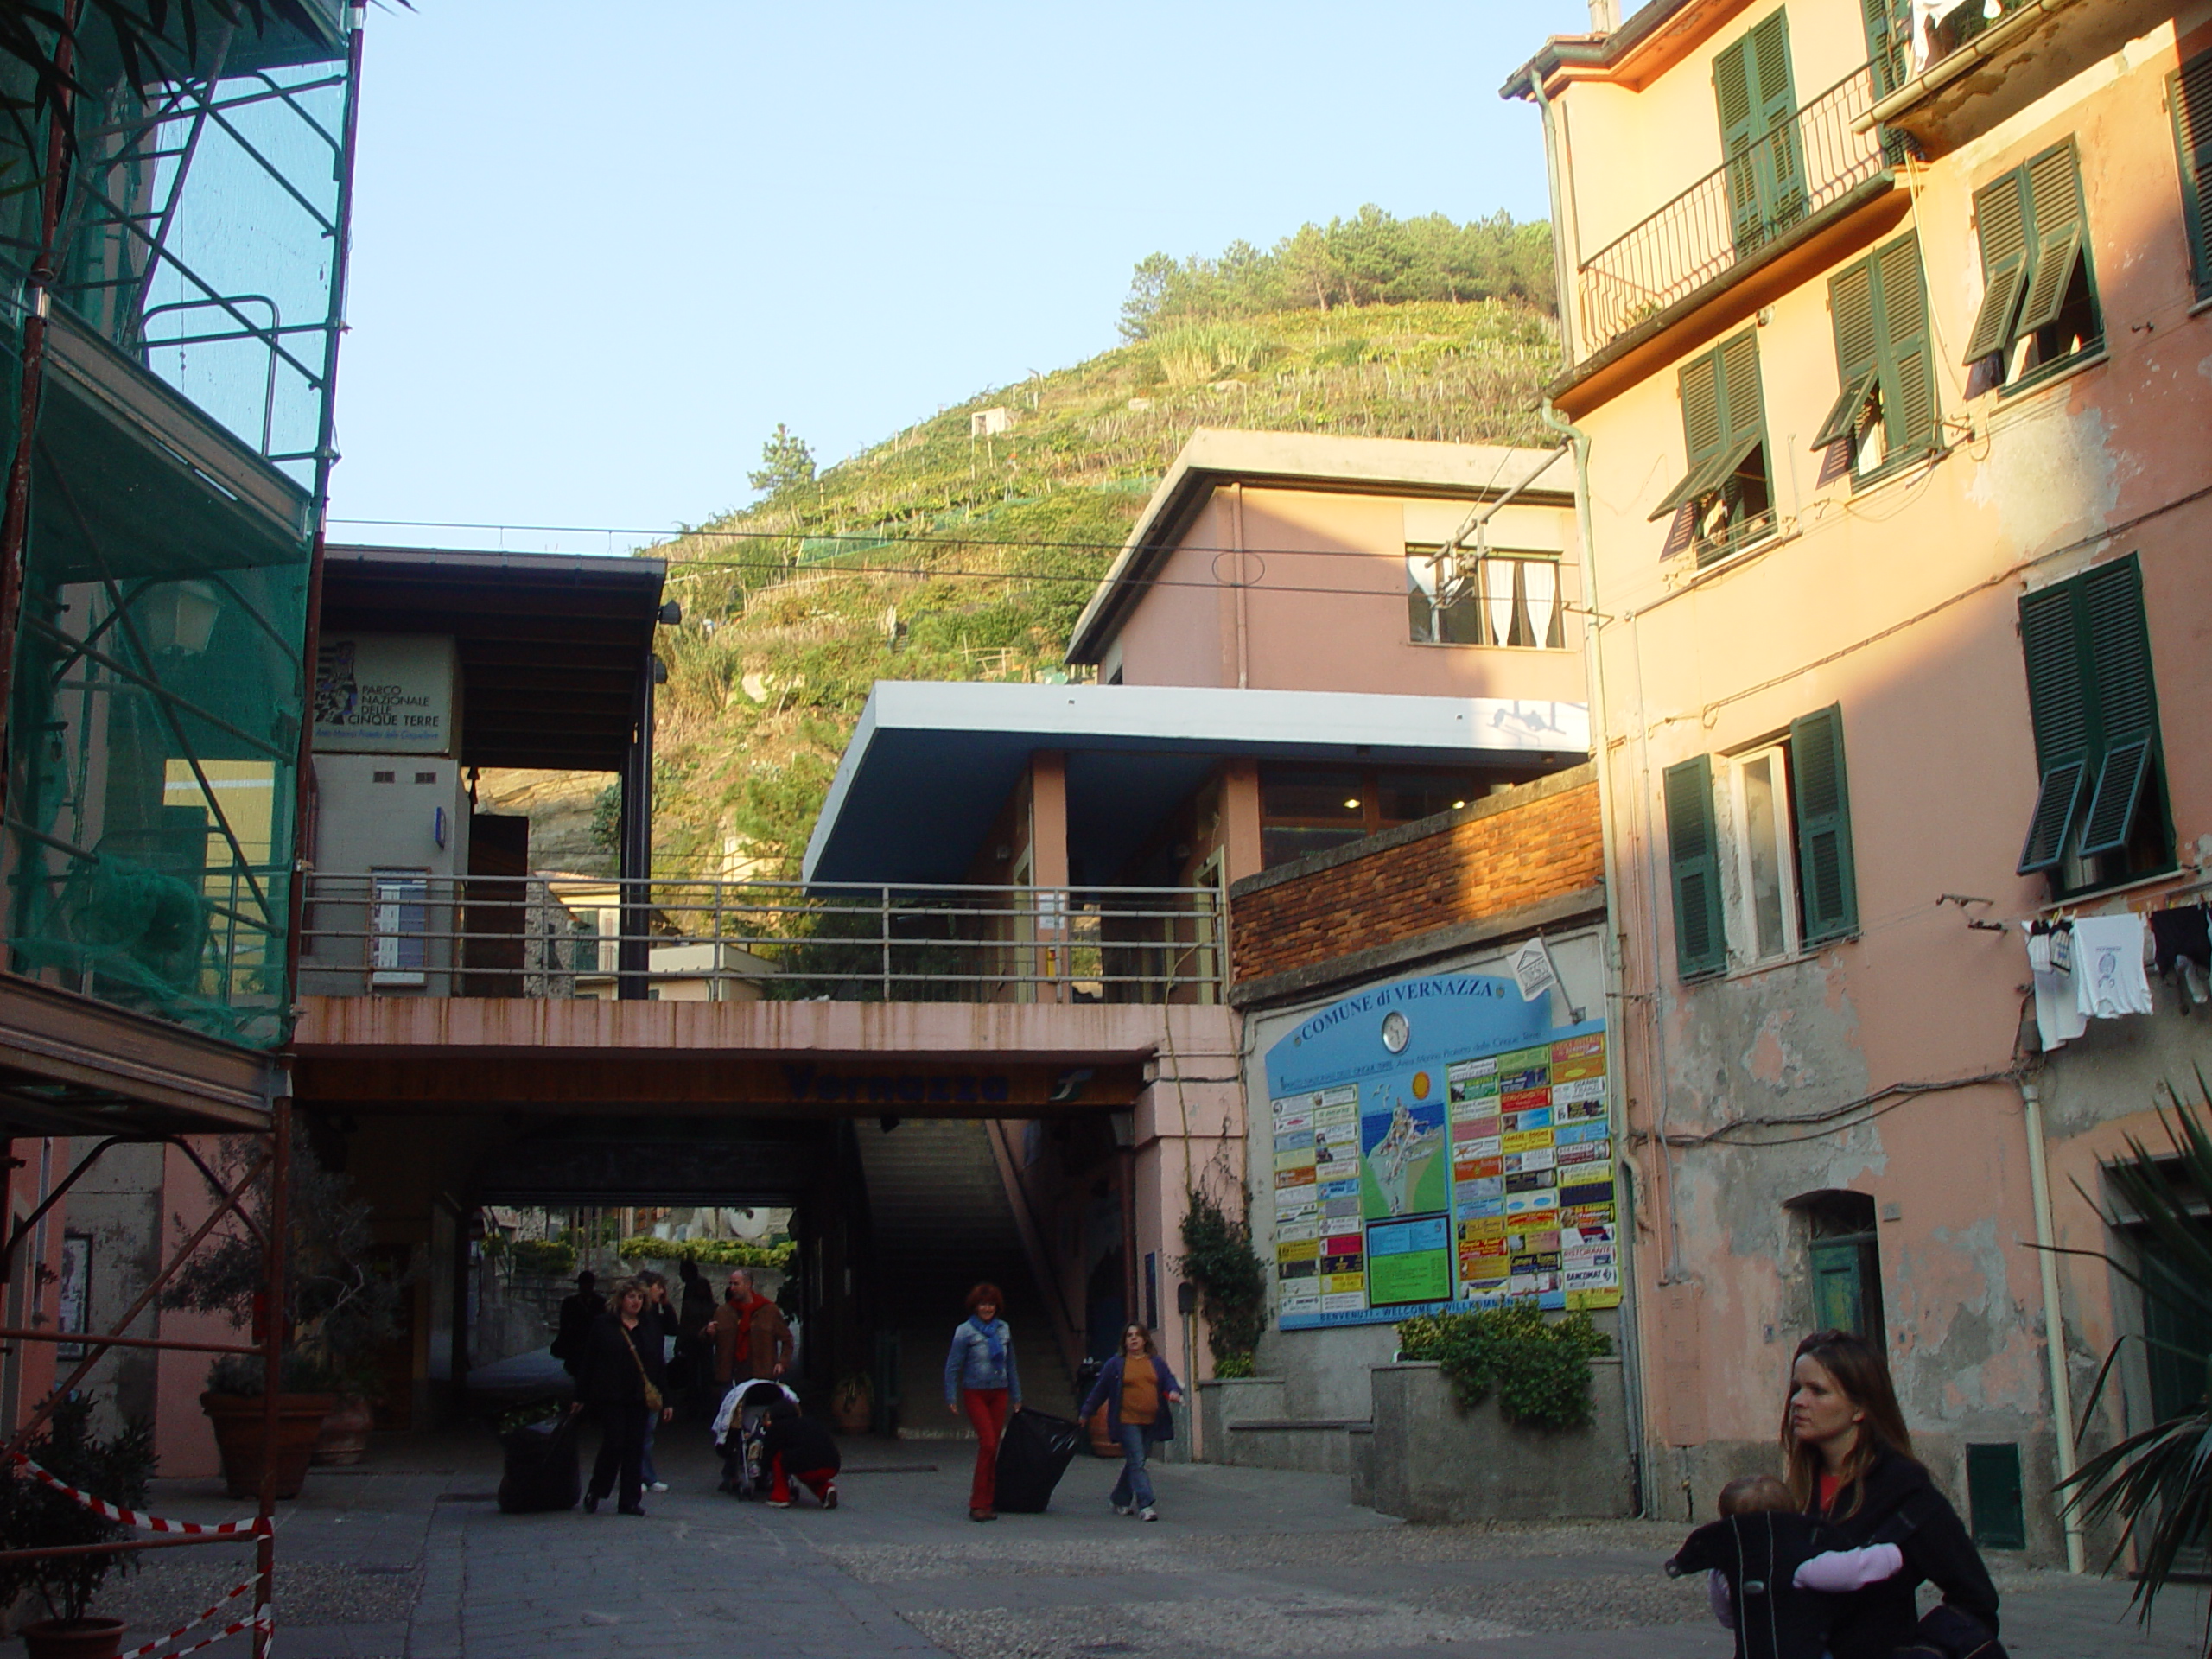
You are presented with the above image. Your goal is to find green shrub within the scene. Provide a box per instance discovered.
[0,1397,156,1624]
[1179,1188,1266,1375]
[1397,1305,1611,1431]
[617,1236,794,1270]
[509,1239,576,1276]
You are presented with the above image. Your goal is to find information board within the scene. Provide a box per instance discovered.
[1266,971,1618,1330]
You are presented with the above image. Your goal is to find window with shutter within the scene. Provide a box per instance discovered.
[1818,234,1938,477]
[1714,11,1802,255]
[1965,141,2100,387]
[2170,51,2212,299]
[1789,704,1859,943]
[1664,756,1726,979]
[2014,554,2170,890]
[1651,332,1773,563]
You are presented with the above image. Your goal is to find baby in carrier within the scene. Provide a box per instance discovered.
[1669,1476,1905,1659]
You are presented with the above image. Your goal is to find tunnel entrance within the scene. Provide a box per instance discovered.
[333,1104,1135,1435]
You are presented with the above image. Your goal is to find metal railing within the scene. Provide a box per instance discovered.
[1576,66,1887,358]
[297,873,1224,1005]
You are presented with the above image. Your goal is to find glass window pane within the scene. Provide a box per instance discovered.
[1742,754,1789,959]
[1376,773,1478,827]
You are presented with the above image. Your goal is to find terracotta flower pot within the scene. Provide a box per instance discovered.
[830,1387,871,1433]
[22,1618,126,1659]
[311,1395,375,1466]
[200,1392,336,1500]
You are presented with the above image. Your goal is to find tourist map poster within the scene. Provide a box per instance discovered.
[1266,971,1618,1330]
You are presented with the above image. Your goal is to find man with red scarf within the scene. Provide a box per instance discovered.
[711,1268,791,1389]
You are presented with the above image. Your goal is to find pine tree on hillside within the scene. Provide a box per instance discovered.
[748,424,817,498]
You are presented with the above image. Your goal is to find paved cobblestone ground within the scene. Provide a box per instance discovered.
[2,1427,2203,1659]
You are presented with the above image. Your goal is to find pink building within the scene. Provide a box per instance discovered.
[1508,0,2212,1563]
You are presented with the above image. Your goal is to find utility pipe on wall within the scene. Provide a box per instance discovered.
[2019,1076,2086,1573]
[1535,72,1650,1522]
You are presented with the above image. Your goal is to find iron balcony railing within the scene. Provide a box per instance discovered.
[1576,65,1888,358]
[298,873,1226,1005]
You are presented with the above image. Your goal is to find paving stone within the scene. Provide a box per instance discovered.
[0,1425,2201,1659]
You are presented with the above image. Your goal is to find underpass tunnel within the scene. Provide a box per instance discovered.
[321,1104,1145,1439]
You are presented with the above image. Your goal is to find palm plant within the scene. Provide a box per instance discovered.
[2056,1088,2212,1654]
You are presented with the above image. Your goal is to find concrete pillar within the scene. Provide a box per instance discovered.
[1028,751,1069,887]
[1029,753,1070,1004]
[1130,1007,1247,1459]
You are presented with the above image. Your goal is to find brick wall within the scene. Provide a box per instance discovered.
[1229,766,1602,986]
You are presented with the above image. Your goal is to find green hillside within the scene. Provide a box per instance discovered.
[645,232,1561,880]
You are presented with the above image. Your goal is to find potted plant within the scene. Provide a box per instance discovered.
[0,1397,156,1659]
[161,1133,402,1498]
[830,1372,873,1433]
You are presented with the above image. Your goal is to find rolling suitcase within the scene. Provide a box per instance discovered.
[991,1407,1084,1513]
[497,1411,582,1513]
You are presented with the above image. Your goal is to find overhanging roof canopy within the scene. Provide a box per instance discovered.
[804,680,1589,886]
[319,546,667,772]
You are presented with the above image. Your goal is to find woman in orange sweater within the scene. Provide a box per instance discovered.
[1078,1323,1184,1522]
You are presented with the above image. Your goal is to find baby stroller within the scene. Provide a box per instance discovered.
[713,1378,798,1497]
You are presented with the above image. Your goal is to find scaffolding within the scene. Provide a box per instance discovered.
[0,3,361,1651]
[0,0,361,1051]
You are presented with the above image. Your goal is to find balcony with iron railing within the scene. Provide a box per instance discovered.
[297,873,1226,1006]
[1861,0,2173,157]
[1575,65,1891,361]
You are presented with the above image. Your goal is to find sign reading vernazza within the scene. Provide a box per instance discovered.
[0,3,2202,1656]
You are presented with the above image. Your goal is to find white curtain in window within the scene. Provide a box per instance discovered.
[1523,559,1559,649]
[1481,559,1516,646]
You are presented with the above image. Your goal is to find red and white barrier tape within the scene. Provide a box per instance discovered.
[133,1605,271,1659]
[6,1452,266,1535]
[124,1577,267,1659]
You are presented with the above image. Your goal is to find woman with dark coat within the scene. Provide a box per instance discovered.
[1783,1329,2001,1659]
[1078,1322,1183,1522]
[569,1277,671,1516]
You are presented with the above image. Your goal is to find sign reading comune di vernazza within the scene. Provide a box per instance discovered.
[1266,970,1618,1330]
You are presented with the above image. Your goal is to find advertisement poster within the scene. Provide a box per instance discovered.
[1267,971,1618,1330]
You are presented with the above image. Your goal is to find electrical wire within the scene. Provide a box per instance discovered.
[1639,1069,2021,1150]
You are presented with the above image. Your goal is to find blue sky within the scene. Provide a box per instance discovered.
[329,2,1592,552]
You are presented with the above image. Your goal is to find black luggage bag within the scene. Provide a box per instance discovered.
[992,1408,1084,1513]
[497,1411,582,1514]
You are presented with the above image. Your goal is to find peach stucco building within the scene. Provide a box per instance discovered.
[1510,0,2212,1560]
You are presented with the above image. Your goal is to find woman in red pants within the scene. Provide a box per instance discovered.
[944,1282,1021,1522]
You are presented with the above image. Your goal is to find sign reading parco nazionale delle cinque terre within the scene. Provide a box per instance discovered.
[1265,971,1619,1330]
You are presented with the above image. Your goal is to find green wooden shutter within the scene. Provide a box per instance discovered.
[2015,582,2090,873]
[2076,556,2160,857]
[1963,169,2031,363]
[1716,14,1802,251]
[1664,756,1726,977]
[1815,257,1880,449]
[1721,332,1763,446]
[1873,232,1936,452]
[2014,142,2088,337]
[1861,0,1910,98]
[2174,53,2212,299]
[1790,704,1859,943]
[1651,348,1726,519]
[1751,11,1805,225]
[1714,35,1764,251]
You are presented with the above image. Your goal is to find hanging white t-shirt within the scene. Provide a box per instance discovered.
[2073,915,2153,1020]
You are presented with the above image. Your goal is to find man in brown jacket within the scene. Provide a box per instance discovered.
[711,1268,792,1388]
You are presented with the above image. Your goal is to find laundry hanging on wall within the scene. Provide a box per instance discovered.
[2071,913,2153,1020]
